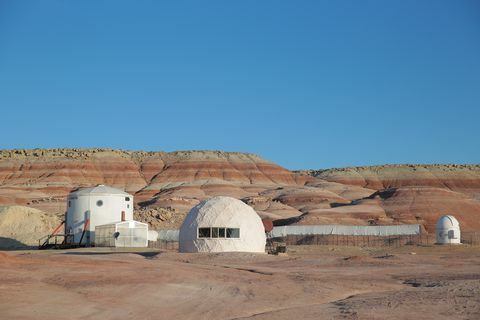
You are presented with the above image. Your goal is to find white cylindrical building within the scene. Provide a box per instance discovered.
[436,215,461,244]
[65,185,134,245]
[179,196,266,253]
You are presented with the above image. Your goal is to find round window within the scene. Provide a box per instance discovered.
[96,200,103,207]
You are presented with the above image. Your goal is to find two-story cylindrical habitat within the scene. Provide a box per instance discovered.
[65,185,134,245]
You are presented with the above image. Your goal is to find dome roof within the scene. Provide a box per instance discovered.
[436,215,460,229]
[179,196,266,253]
[69,184,131,197]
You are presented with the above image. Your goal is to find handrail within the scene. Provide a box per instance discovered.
[38,220,66,248]
[38,234,74,249]
[78,219,90,246]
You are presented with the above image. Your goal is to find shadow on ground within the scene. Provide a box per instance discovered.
[0,237,34,250]
[63,251,163,259]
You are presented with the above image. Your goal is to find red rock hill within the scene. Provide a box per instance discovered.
[299,165,480,231]
[1,149,479,232]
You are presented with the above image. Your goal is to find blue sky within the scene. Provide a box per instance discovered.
[0,1,479,169]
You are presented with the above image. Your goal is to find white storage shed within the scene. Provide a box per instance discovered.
[95,220,149,247]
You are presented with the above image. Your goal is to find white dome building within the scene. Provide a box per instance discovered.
[65,185,134,245]
[436,215,461,244]
[179,196,266,253]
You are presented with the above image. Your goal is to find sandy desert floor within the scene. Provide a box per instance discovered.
[0,245,479,320]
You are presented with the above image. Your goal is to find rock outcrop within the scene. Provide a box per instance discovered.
[0,149,311,213]
[0,149,479,234]
[299,164,480,231]
[300,164,480,196]
[0,206,62,249]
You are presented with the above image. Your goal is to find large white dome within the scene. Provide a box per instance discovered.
[179,196,266,253]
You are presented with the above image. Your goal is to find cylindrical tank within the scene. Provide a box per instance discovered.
[436,215,461,244]
[65,185,134,245]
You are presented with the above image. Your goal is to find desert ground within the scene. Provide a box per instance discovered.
[1,245,479,320]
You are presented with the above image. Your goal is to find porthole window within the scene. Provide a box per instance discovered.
[96,200,103,207]
[125,197,130,201]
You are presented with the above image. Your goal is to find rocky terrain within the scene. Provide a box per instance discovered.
[0,149,479,247]
[300,164,480,197]
[1,246,479,319]
[0,148,310,215]
[0,206,62,248]
[298,165,480,231]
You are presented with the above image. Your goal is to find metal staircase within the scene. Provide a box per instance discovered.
[38,219,89,249]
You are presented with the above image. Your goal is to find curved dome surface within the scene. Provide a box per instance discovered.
[70,184,130,197]
[435,215,461,244]
[179,196,266,253]
[436,215,460,229]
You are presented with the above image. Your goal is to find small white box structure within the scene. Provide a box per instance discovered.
[95,220,149,247]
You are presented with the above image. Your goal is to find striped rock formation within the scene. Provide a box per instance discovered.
[0,149,479,232]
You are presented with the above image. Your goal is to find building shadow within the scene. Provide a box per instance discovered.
[0,237,34,250]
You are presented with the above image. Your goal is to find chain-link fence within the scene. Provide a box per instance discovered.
[146,232,480,252]
[148,240,179,250]
[275,231,480,247]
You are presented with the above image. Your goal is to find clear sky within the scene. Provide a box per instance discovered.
[0,1,479,169]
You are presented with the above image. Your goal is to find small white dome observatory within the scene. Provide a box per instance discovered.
[65,185,134,245]
[436,215,461,244]
[179,196,266,253]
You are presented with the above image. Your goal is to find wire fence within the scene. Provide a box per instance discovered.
[275,231,480,247]
[146,232,480,251]
[462,231,480,245]
[148,240,179,250]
